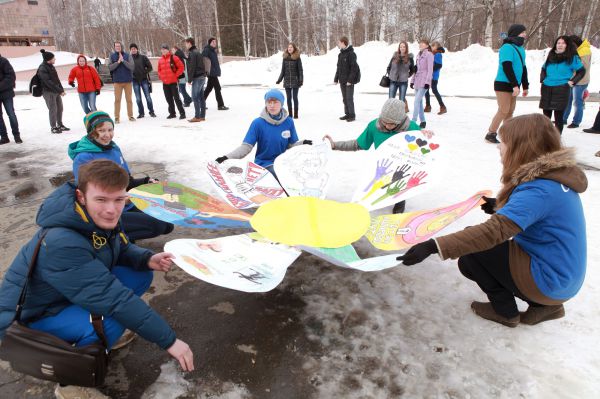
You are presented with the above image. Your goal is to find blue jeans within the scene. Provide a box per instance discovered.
[178,82,192,105]
[191,77,206,118]
[389,81,408,102]
[78,91,97,115]
[132,79,155,115]
[29,266,153,348]
[563,84,588,126]
[412,88,427,123]
[0,97,20,137]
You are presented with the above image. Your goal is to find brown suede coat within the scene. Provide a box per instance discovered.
[436,149,587,305]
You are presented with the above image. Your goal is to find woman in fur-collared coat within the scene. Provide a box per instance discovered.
[398,113,587,328]
[276,43,303,119]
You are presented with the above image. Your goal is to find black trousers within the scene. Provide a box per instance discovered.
[425,79,445,107]
[340,83,355,118]
[543,109,565,134]
[121,207,174,242]
[163,83,185,117]
[204,76,225,107]
[285,87,299,115]
[457,241,540,318]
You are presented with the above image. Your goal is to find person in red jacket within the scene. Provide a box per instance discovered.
[158,43,186,120]
[68,55,102,114]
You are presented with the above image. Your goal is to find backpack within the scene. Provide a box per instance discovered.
[29,72,43,97]
[354,63,361,84]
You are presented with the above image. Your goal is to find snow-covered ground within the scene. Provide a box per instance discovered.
[5,41,600,398]
[9,51,91,72]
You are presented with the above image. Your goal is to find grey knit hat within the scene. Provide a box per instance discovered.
[379,98,406,124]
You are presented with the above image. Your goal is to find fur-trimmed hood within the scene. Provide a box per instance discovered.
[283,49,301,60]
[511,148,587,193]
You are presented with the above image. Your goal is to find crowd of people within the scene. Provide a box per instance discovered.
[0,26,595,399]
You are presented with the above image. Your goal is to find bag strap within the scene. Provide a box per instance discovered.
[510,44,525,65]
[14,229,109,350]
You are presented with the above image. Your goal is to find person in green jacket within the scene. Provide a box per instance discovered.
[323,98,429,213]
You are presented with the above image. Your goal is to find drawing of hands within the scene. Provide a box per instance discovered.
[361,174,392,201]
[386,179,407,196]
[406,171,428,189]
[382,164,411,189]
[364,158,393,191]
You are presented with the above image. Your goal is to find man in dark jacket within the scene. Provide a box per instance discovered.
[203,37,229,110]
[108,41,135,123]
[38,49,69,134]
[171,45,192,107]
[0,54,21,144]
[94,56,101,71]
[184,37,207,122]
[0,159,194,398]
[334,36,360,122]
[130,44,156,118]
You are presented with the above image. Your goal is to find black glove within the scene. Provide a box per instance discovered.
[276,80,281,84]
[69,82,75,88]
[95,90,100,95]
[481,196,496,215]
[410,83,414,89]
[215,156,228,164]
[303,140,313,145]
[299,81,303,87]
[424,84,430,90]
[396,239,438,266]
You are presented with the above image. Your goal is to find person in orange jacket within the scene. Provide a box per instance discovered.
[157,43,186,120]
[68,54,102,115]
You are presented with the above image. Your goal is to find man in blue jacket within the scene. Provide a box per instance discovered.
[0,159,194,399]
[108,42,136,123]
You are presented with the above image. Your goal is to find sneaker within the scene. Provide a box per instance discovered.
[471,301,520,328]
[438,106,447,115]
[59,125,70,131]
[115,118,120,124]
[54,384,110,399]
[566,123,579,129]
[583,127,600,134]
[392,201,406,214]
[149,112,157,118]
[167,114,176,119]
[339,115,349,120]
[424,105,432,113]
[14,135,22,144]
[485,132,500,144]
[51,127,62,134]
[346,117,356,122]
[129,117,136,122]
[111,329,137,350]
[137,114,145,119]
[179,114,186,120]
[419,121,426,128]
[0,136,9,145]
[520,304,565,325]
[188,117,205,122]
[218,105,229,110]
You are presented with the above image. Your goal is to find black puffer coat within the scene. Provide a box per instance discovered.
[0,56,16,100]
[334,45,360,84]
[37,62,64,94]
[277,49,303,88]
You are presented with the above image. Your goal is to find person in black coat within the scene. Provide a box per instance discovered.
[184,37,207,122]
[130,44,156,118]
[334,36,360,122]
[38,49,69,134]
[276,43,303,119]
[171,45,192,107]
[93,56,101,71]
[202,37,229,110]
[0,54,21,144]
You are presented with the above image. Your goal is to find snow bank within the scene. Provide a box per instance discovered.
[9,51,90,72]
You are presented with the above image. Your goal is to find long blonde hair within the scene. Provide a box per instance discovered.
[496,114,562,206]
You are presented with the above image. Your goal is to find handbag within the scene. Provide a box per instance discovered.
[379,74,390,88]
[0,231,110,387]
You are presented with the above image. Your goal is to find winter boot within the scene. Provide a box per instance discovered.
[218,105,229,110]
[129,116,136,122]
[14,134,22,144]
[293,109,298,119]
[59,124,70,131]
[137,114,145,119]
[179,114,186,120]
[471,301,520,328]
[51,127,62,134]
[149,112,157,117]
[424,104,432,113]
[485,132,500,144]
[419,121,426,128]
[0,136,9,145]
[520,304,565,325]
[438,105,447,115]
[566,123,579,129]
[54,385,109,399]
[339,115,349,120]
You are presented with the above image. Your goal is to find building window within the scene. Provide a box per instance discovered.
[28,1,39,5]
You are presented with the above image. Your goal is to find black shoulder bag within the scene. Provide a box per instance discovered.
[0,231,110,387]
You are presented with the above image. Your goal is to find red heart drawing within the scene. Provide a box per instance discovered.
[429,143,440,150]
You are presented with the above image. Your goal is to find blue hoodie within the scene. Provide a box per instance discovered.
[0,183,176,349]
